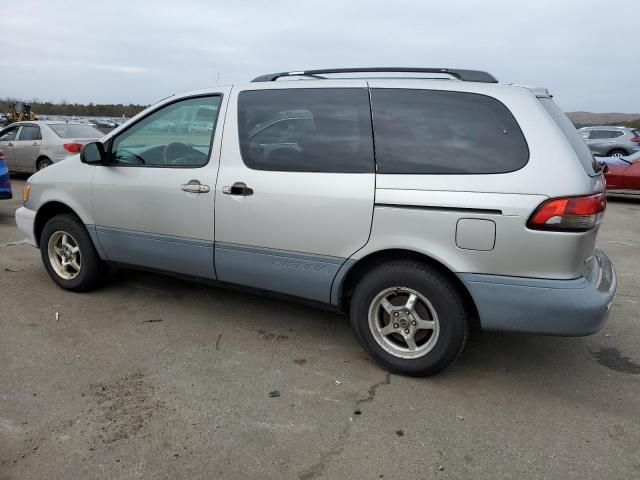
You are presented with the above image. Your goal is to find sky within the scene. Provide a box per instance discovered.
[1,0,638,113]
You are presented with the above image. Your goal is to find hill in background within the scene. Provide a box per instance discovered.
[567,112,640,129]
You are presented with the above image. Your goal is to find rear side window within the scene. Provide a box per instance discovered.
[18,125,41,141]
[612,131,624,138]
[540,98,596,175]
[370,89,529,174]
[237,88,374,173]
[590,130,617,139]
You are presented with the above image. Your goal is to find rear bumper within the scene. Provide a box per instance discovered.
[459,249,616,336]
[15,207,37,247]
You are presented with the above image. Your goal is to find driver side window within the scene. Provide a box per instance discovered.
[110,95,221,167]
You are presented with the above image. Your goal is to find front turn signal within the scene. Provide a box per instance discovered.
[23,182,31,204]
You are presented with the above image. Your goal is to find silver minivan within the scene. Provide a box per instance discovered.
[15,68,617,376]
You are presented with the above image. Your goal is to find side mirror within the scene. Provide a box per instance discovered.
[80,142,107,165]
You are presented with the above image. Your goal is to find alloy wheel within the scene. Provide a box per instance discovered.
[368,286,440,359]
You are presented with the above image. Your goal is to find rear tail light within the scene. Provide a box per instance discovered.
[631,136,640,143]
[0,149,4,159]
[63,143,83,153]
[527,193,606,232]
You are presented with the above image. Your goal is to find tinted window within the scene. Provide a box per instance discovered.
[590,130,616,139]
[49,123,103,139]
[611,130,624,138]
[0,126,19,142]
[111,96,221,167]
[238,89,374,173]
[371,89,528,174]
[540,98,596,175]
[18,125,41,141]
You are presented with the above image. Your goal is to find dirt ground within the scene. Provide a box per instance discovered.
[1,177,639,479]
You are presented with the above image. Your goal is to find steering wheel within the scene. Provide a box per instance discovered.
[162,142,194,164]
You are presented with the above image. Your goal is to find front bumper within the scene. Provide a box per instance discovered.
[460,249,617,336]
[15,207,37,247]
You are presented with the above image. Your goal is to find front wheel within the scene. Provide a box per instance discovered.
[40,214,106,292]
[350,261,468,376]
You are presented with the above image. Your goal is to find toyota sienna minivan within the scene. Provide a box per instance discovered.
[15,67,617,376]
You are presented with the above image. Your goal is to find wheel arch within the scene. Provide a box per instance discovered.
[34,201,82,247]
[336,248,480,329]
[35,155,52,170]
[606,148,629,157]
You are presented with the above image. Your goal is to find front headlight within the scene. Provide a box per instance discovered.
[23,182,31,203]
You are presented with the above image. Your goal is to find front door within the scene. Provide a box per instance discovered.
[13,124,42,171]
[0,125,20,169]
[91,91,229,278]
[214,82,375,302]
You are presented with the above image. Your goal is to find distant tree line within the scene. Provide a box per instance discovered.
[626,119,640,130]
[0,97,148,118]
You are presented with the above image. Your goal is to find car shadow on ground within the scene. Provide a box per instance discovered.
[607,194,640,204]
[103,266,616,384]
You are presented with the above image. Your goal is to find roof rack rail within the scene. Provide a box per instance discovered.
[251,67,498,83]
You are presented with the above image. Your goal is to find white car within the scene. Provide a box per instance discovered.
[0,121,103,173]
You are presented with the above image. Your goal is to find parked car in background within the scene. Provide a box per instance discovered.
[0,114,11,128]
[0,150,11,200]
[0,121,103,173]
[15,67,616,376]
[579,126,640,157]
[602,151,640,195]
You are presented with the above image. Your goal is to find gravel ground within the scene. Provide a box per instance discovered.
[1,177,639,480]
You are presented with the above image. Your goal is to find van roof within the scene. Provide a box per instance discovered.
[251,67,498,83]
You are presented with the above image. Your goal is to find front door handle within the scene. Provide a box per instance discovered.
[222,182,253,196]
[181,180,210,194]
[7,142,13,146]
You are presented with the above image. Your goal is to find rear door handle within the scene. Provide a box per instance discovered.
[181,180,210,194]
[7,142,13,146]
[222,182,253,196]
[32,142,39,147]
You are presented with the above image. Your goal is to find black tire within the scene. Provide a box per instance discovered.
[40,213,106,292]
[37,157,53,171]
[607,149,627,158]
[350,261,468,376]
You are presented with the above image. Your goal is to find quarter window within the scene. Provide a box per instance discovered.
[237,88,374,173]
[18,125,42,141]
[371,89,529,174]
[110,96,221,167]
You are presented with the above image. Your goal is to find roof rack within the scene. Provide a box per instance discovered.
[251,67,498,83]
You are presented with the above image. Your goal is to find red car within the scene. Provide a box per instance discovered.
[603,152,640,195]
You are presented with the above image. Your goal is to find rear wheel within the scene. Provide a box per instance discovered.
[40,214,106,292]
[37,157,53,171]
[350,261,468,376]
[607,149,627,158]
